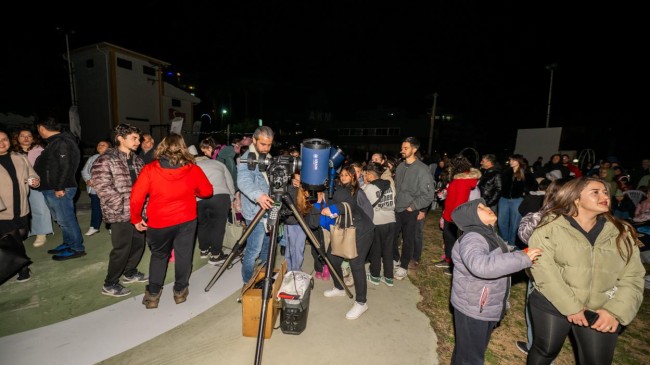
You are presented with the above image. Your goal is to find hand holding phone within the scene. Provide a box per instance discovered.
[583,309,599,326]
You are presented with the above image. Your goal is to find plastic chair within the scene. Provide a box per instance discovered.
[624,190,646,207]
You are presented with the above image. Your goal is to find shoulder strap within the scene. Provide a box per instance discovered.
[372,187,387,207]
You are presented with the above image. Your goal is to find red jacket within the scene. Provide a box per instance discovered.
[442,169,481,222]
[130,161,213,228]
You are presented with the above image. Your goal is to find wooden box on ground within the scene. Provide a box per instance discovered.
[241,260,287,339]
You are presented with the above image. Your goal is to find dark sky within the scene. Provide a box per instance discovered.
[2,3,645,160]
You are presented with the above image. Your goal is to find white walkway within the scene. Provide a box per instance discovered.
[0,262,243,365]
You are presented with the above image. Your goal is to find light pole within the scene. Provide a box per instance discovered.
[427,92,438,156]
[56,27,77,106]
[545,63,558,128]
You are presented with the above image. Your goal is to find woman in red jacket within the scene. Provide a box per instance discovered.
[436,154,481,274]
[131,134,213,309]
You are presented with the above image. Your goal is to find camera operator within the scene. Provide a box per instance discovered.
[237,126,275,283]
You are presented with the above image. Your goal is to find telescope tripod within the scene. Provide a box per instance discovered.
[205,191,352,365]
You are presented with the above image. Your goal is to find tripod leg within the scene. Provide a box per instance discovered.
[254,202,282,365]
[205,207,267,292]
[281,194,353,298]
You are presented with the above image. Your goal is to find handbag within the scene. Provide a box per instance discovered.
[329,202,357,259]
[0,230,32,285]
[223,209,244,249]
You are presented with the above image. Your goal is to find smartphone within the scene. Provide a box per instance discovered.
[584,309,599,326]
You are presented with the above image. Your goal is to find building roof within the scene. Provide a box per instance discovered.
[71,42,170,67]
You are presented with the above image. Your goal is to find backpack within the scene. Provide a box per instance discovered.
[356,190,375,222]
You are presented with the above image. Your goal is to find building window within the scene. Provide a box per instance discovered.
[117,58,132,70]
[171,99,181,107]
[143,65,156,76]
[86,59,94,68]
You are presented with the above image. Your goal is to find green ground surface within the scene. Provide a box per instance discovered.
[0,194,207,337]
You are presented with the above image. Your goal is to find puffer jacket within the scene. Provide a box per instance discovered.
[91,148,144,223]
[442,168,481,222]
[477,167,502,207]
[450,199,533,321]
[529,215,645,325]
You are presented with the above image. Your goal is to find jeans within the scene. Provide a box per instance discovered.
[89,194,102,230]
[42,188,84,252]
[28,189,53,236]
[497,197,523,245]
[241,218,270,283]
[146,219,197,294]
[285,224,306,272]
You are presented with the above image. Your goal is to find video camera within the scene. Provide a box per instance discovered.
[244,138,345,200]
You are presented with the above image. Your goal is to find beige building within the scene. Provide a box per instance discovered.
[70,42,200,145]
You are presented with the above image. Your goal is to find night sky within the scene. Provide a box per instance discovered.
[1,3,645,162]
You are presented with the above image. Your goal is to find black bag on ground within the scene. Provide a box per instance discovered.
[0,230,32,285]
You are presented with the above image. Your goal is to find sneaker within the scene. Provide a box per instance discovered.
[381,276,394,287]
[33,235,47,247]
[109,229,112,235]
[367,273,380,285]
[47,243,70,254]
[122,272,148,284]
[434,259,450,268]
[408,260,419,270]
[199,249,209,259]
[322,265,331,281]
[393,260,400,268]
[345,301,368,319]
[444,267,453,276]
[315,271,323,280]
[323,287,346,297]
[16,268,31,282]
[208,252,228,266]
[85,227,100,236]
[515,341,529,355]
[52,248,87,261]
[394,267,408,280]
[102,283,131,297]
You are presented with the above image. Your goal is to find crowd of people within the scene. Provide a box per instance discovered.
[1,119,647,363]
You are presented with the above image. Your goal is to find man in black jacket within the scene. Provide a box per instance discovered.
[34,117,86,260]
[477,154,502,213]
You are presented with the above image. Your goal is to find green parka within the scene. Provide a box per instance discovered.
[529,215,645,326]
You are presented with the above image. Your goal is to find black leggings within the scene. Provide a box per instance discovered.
[527,290,619,365]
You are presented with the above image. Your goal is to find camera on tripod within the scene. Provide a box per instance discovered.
[244,138,345,201]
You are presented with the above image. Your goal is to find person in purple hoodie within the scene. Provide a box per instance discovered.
[450,198,542,364]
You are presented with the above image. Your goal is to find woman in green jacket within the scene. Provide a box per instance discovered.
[527,177,645,365]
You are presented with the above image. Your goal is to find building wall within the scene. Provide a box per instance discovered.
[113,53,161,134]
[73,49,112,144]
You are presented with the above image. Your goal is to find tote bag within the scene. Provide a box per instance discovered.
[223,210,244,249]
[329,202,357,259]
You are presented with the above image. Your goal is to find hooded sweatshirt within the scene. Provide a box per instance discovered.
[450,198,532,321]
[130,159,212,228]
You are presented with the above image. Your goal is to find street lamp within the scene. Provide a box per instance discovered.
[545,63,558,128]
[427,92,438,156]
